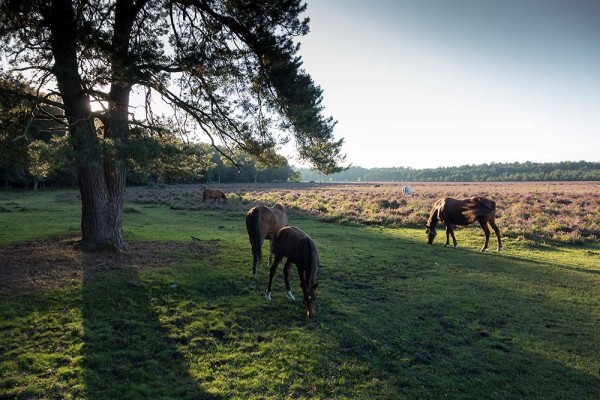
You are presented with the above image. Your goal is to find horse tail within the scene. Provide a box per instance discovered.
[487,199,496,217]
[246,208,262,275]
[298,237,318,284]
[473,197,496,218]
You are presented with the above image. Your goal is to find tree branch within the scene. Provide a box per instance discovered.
[0,87,66,110]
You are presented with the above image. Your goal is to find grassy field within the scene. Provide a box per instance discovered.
[1,184,600,399]
[125,181,600,243]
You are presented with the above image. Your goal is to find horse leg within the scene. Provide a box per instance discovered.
[283,260,296,301]
[478,218,491,252]
[445,226,457,248]
[449,227,458,249]
[252,252,259,277]
[267,241,273,269]
[266,255,283,301]
[489,217,502,251]
[252,238,264,277]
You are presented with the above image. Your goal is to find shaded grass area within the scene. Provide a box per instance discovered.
[82,264,217,399]
[1,189,600,399]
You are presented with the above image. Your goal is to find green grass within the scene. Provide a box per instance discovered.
[0,189,81,243]
[1,189,599,399]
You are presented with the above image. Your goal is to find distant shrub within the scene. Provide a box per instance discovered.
[376,199,406,209]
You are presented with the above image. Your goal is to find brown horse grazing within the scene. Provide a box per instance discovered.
[426,197,502,252]
[203,188,228,203]
[245,204,288,276]
[267,226,319,317]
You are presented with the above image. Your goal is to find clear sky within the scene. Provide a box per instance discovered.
[291,0,600,169]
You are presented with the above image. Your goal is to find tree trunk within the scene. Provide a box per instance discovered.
[78,165,124,250]
[47,0,126,250]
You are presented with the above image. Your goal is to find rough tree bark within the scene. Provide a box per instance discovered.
[48,0,129,250]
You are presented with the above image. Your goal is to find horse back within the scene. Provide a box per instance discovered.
[271,204,288,230]
[272,227,307,259]
[273,227,318,274]
[203,188,227,201]
[262,205,288,238]
[435,198,471,225]
[246,205,287,241]
[439,197,496,225]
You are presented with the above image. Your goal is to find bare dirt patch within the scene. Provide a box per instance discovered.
[0,238,217,295]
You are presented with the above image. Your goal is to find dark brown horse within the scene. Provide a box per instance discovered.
[245,204,288,276]
[203,188,228,203]
[426,197,502,252]
[267,226,319,317]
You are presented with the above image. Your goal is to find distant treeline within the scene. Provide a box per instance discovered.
[299,161,600,182]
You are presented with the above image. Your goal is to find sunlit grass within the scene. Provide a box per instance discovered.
[1,186,599,399]
[0,189,81,244]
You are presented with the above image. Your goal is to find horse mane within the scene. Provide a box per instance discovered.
[427,199,442,228]
[308,239,318,284]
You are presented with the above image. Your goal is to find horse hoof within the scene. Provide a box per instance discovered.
[481,248,488,252]
[444,244,449,248]
[286,290,296,302]
[453,245,458,249]
[265,292,272,301]
[497,247,503,251]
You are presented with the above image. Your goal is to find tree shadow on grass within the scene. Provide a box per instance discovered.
[81,245,220,400]
[75,224,600,399]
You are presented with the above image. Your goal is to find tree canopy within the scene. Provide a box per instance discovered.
[0,0,345,249]
[0,0,344,172]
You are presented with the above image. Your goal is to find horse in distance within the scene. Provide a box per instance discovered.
[245,204,288,276]
[203,188,228,203]
[267,226,319,317]
[402,185,413,196]
[426,197,502,252]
